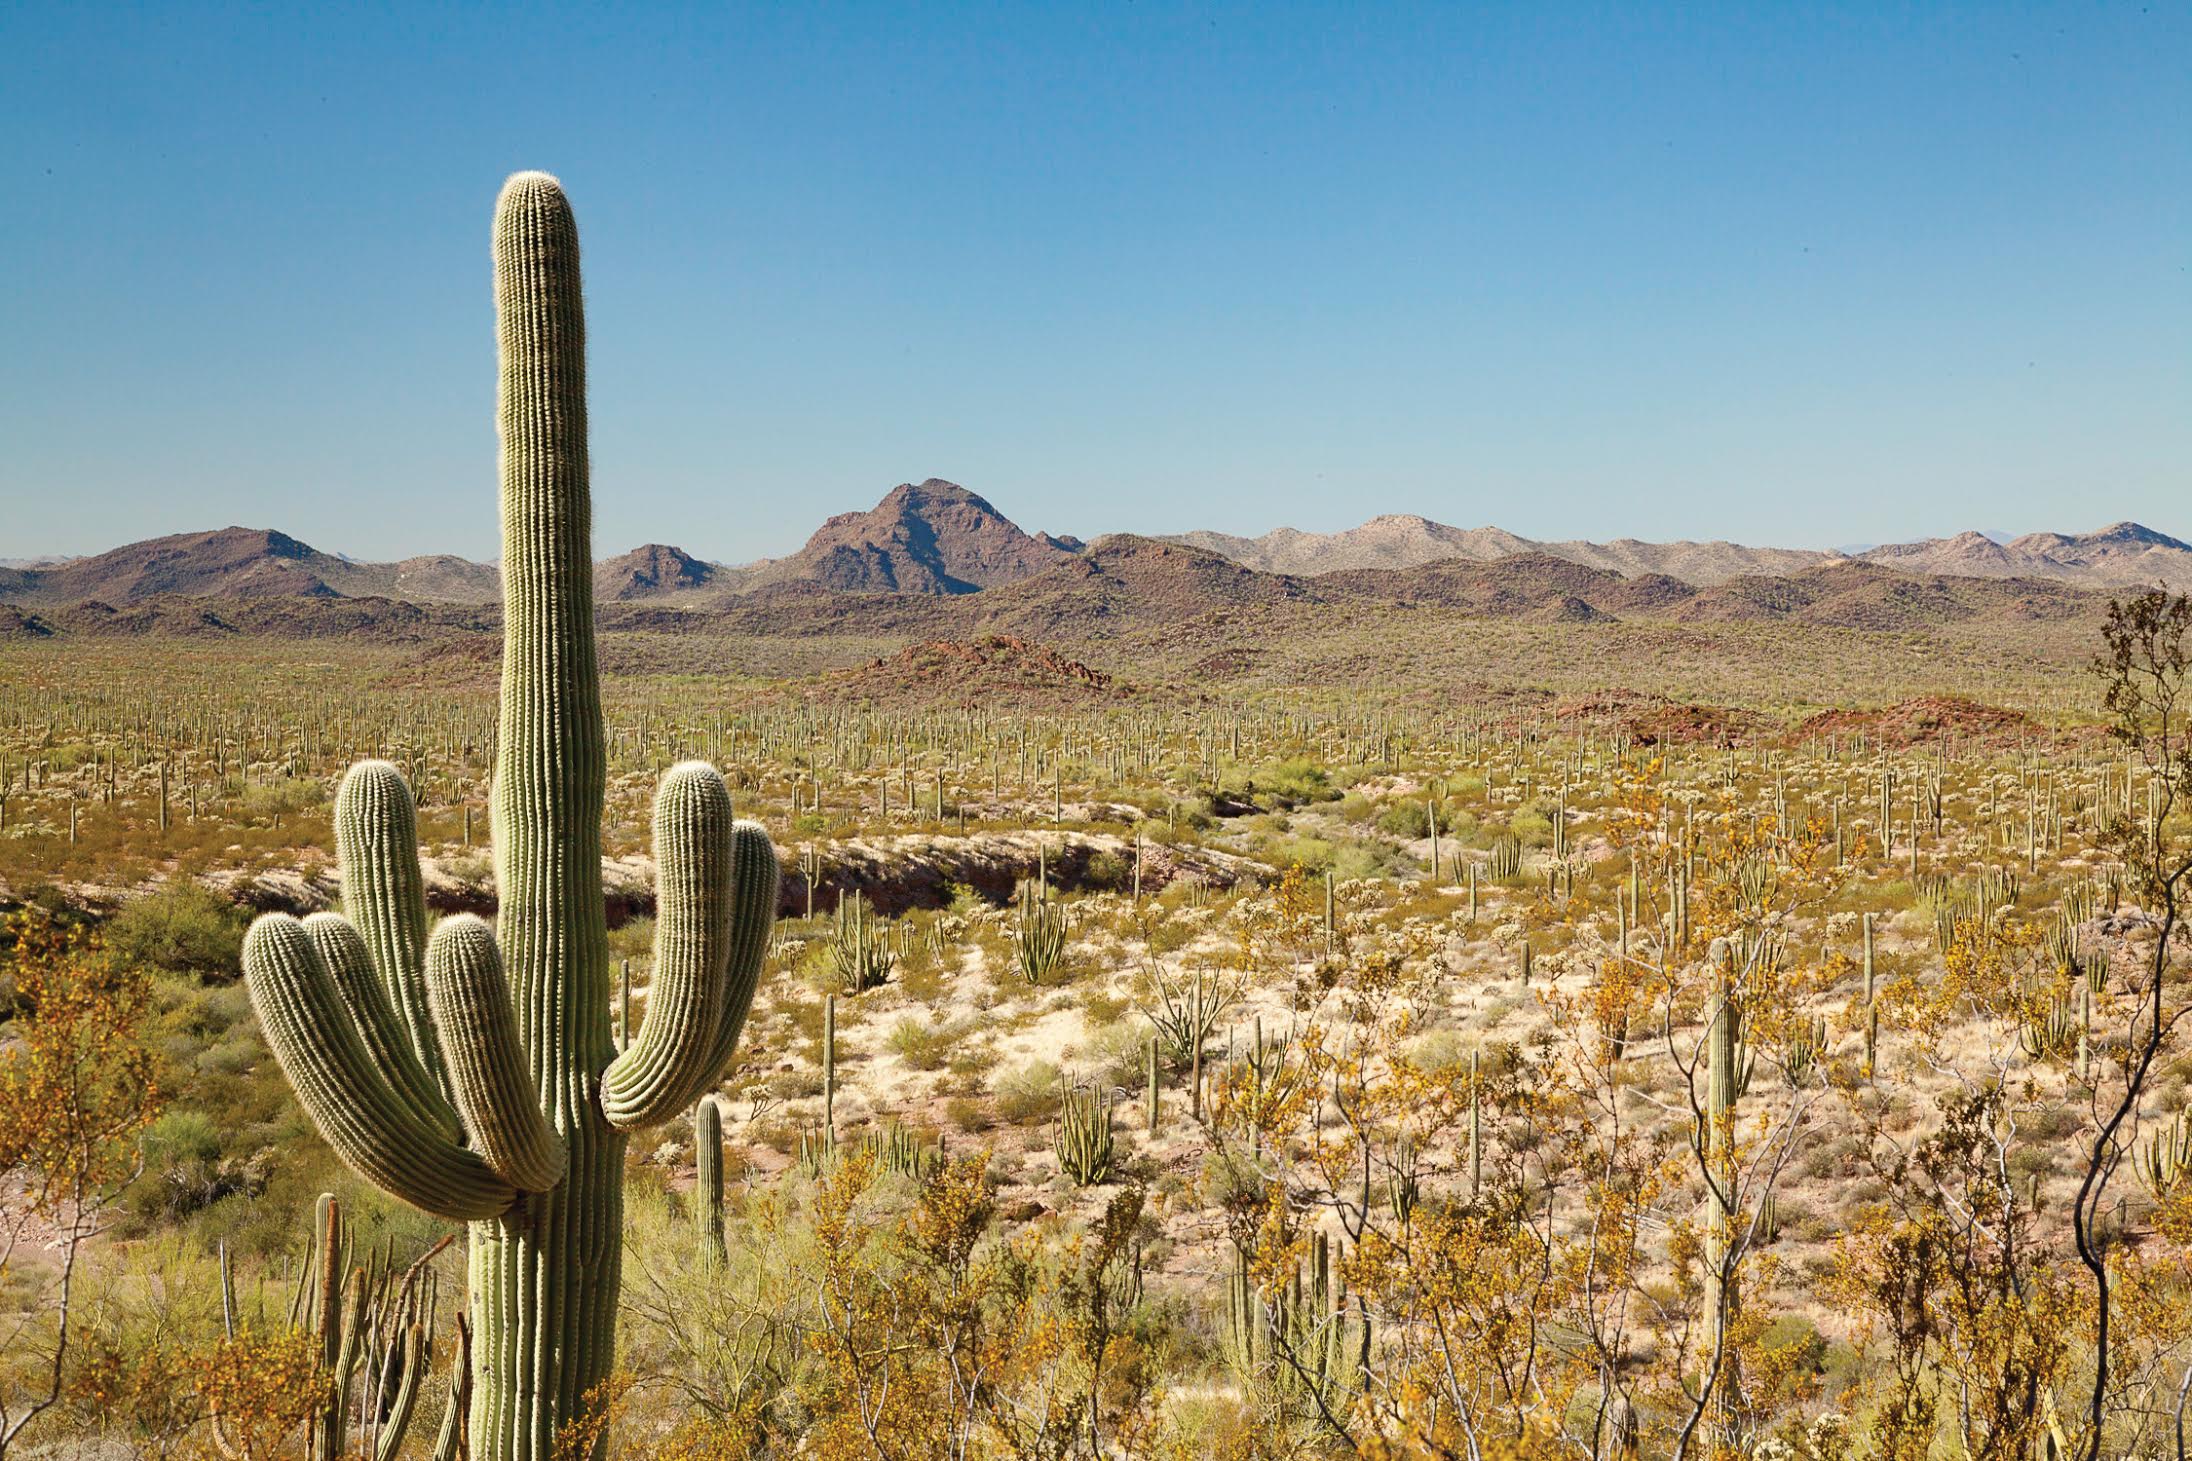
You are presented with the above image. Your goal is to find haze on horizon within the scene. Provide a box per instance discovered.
[2,3,2186,565]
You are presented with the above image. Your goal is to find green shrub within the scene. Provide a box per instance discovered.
[1378,800,1432,838]
[238,775,325,819]
[1083,850,1132,891]
[1222,758,1336,809]
[105,883,248,976]
[888,1016,962,1071]
[994,1059,1062,1124]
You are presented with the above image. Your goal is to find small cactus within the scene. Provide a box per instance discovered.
[2140,1110,2192,1198]
[695,1096,726,1263]
[831,890,895,993]
[1015,874,1070,986]
[1486,833,1523,881]
[1057,1081,1116,1186]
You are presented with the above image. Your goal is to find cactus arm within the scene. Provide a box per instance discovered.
[302,913,461,1141]
[601,762,735,1131]
[424,916,568,1191]
[244,915,517,1220]
[375,1320,427,1461]
[695,822,780,1091]
[335,761,452,1101]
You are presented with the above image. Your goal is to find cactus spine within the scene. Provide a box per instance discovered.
[241,174,778,1457]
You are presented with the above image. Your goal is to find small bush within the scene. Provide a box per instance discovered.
[994,1060,1062,1124]
[1378,801,1432,839]
[106,883,248,977]
[887,1016,962,1071]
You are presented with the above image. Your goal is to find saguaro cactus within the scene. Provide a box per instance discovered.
[242,172,778,1458]
[695,1095,727,1263]
[1702,940,1741,1438]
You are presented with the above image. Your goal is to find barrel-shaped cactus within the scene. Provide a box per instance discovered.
[242,172,778,1457]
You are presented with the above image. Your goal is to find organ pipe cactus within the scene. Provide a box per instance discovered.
[241,172,778,1458]
[1057,1081,1117,1186]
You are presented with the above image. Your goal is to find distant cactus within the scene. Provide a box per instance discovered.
[1057,1081,1116,1185]
[1223,1236,1367,1413]
[2141,1110,2192,1198]
[2019,991,2079,1062]
[695,1095,726,1263]
[241,174,778,1457]
[860,1118,943,1180]
[798,1122,837,1179]
[1015,872,1070,985]
[831,890,895,993]
[1702,942,1741,1433]
[1141,958,1236,1068]
[1486,833,1524,882]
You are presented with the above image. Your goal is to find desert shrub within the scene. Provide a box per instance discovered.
[944,882,991,915]
[1759,1314,1830,1377]
[237,775,325,819]
[1332,839,1409,881]
[1222,758,1336,810]
[993,1059,1062,1124]
[608,915,655,964]
[1406,1027,1472,1073]
[887,1016,962,1071]
[1080,1017,1153,1090]
[1378,800,1432,838]
[106,883,248,977]
[1083,849,1132,892]
[1507,807,1554,845]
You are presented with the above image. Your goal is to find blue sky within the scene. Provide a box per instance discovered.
[2,3,2185,563]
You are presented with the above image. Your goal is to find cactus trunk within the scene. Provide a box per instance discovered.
[470,170,622,1459]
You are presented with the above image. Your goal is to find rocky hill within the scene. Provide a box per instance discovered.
[0,527,507,606]
[1854,522,2192,588]
[593,543,734,601]
[740,479,1077,594]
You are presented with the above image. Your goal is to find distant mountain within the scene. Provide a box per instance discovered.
[1855,523,2192,589]
[1167,516,1837,582]
[594,543,736,601]
[6,495,2188,620]
[0,527,352,606]
[1169,517,2192,591]
[0,526,730,608]
[742,480,1076,595]
[967,535,1322,639]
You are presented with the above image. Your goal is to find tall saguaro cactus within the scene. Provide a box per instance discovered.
[243,172,778,1458]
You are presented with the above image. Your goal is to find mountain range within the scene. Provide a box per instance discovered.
[1168,517,2192,588]
[4,479,2187,612]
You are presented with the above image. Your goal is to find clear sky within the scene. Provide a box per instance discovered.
[2,3,2185,564]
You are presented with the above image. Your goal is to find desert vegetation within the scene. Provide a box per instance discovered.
[10,573,2192,1457]
[6,175,2190,1461]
